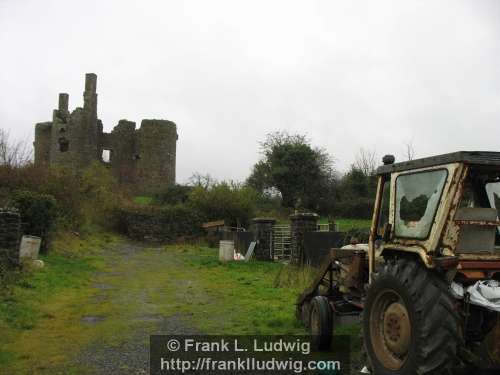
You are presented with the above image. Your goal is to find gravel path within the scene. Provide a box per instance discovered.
[74,243,202,374]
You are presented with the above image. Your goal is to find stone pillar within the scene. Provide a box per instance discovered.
[0,208,22,269]
[58,93,69,112]
[82,73,100,165]
[34,122,52,167]
[290,213,319,264]
[83,73,97,117]
[251,218,276,261]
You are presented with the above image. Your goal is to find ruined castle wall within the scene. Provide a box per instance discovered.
[109,120,137,185]
[33,74,178,194]
[49,106,81,168]
[34,122,52,167]
[136,119,177,193]
[100,132,112,150]
[78,73,101,167]
[47,74,101,169]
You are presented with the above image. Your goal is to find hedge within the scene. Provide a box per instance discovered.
[120,204,204,242]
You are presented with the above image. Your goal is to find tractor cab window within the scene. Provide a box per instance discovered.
[376,177,391,238]
[395,169,448,239]
[485,181,500,236]
[458,172,500,246]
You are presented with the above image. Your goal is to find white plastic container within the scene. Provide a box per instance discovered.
[219,240,235,262]
[19,235,42,260]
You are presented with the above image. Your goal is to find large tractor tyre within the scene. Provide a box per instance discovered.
[363,257,462,375]
[310,296,333,350]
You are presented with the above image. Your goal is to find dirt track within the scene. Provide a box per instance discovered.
[72,243,202,374]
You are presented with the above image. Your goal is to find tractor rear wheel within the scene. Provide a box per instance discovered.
[363,257,462,375]
[310,295,333,350]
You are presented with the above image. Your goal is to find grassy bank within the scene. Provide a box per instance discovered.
[0,232,122,371]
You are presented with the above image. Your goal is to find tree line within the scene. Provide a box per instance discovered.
[246,131,378,219]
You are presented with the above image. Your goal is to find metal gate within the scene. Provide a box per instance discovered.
[272,224,291,260]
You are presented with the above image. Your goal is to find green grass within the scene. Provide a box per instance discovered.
[334,218,371,231]
[0,235,361,373]
[0,231,122,372]
[315,217,372,231]
[133,196,153,205]
[0,256,96,330]
[177,246,305,334]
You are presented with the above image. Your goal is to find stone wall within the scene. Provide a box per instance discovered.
[121,205,202,242]
[0,209,21,272]
[109,120,137,186]
[34,122,52,167]
[46,74,99,170]
[135,120,177,193]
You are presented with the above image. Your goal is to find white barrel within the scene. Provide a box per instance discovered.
[219,240,235,262]
[19,235,42,260]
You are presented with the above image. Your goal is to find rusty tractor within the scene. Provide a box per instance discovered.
[297,151,500,374]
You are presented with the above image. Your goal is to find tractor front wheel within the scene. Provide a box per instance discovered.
[309,295,333,350]
[363,257,462,375]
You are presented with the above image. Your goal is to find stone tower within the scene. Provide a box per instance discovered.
[34,73,178,193]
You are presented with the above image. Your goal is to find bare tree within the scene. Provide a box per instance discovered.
[354,147,377,176]
[0,129,33,167]
[404,141,416,161]
[188,172,216,190]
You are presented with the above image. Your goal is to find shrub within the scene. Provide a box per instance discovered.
[188,182,259,228]
[40,163,123,230]
[9,190,58,253]
[152,184,192,205]
[0,165,49,195]
[332,196,374,219]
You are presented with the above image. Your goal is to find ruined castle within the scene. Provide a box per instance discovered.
[34,73,178,193]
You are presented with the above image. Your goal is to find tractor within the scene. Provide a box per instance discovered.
[297,151,500,374]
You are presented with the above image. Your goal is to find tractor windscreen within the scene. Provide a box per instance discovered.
[395,169,448,239]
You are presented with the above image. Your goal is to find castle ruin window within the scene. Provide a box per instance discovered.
[58,137,69,152]
[102,149,112,163]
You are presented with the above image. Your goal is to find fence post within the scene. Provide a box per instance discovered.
[251,218,276,261]
[290,213,319,265]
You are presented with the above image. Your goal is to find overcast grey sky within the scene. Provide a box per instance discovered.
[1,0,499,182]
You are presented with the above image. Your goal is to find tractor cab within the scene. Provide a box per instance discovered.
[371,151,500,281]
